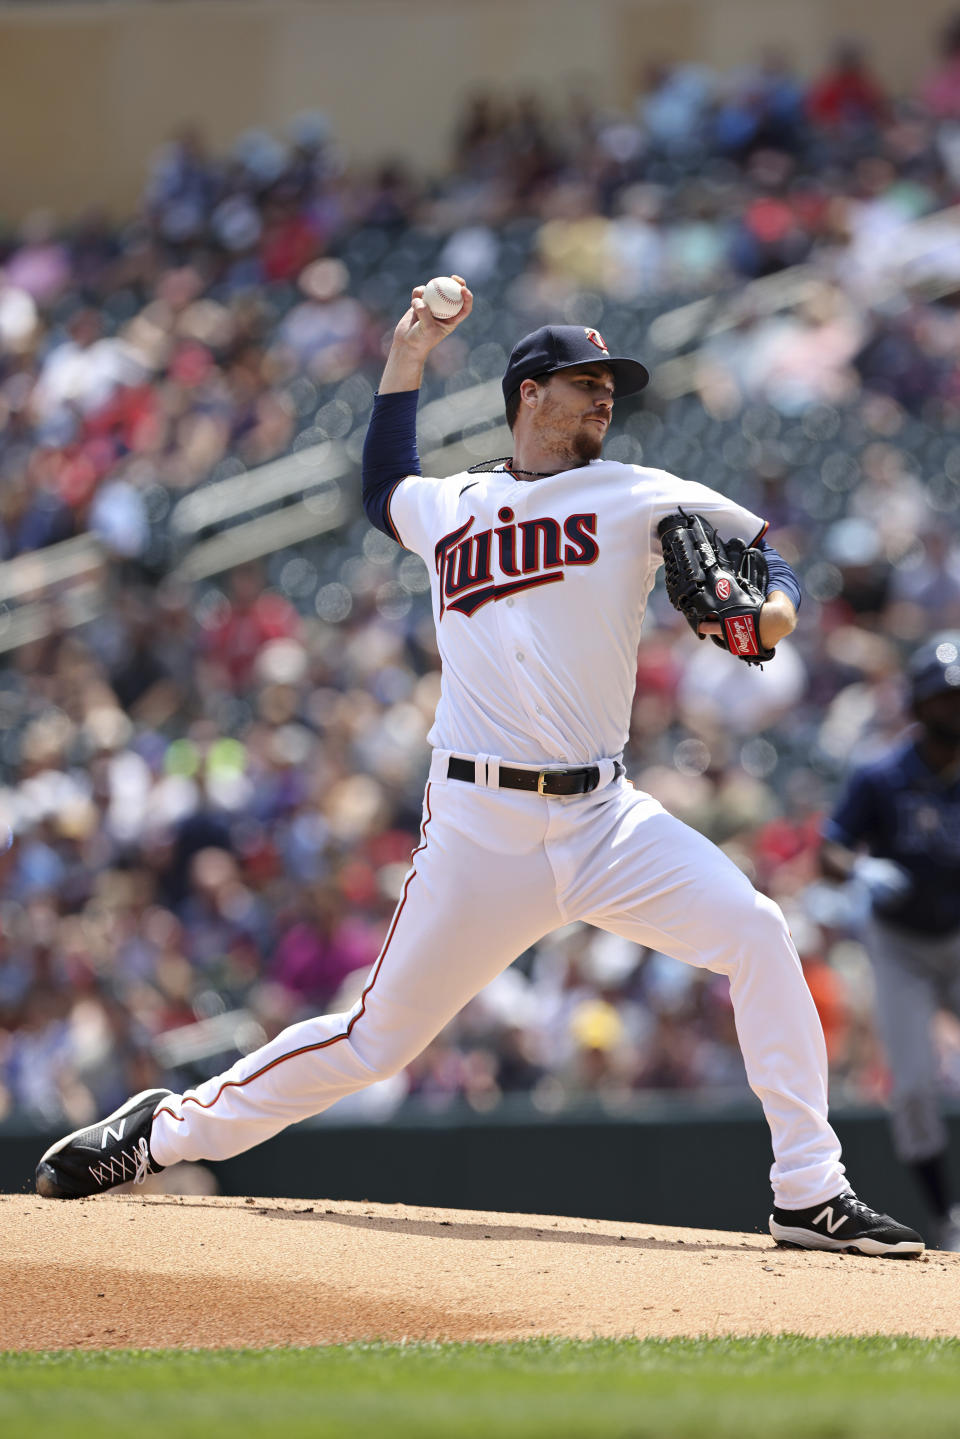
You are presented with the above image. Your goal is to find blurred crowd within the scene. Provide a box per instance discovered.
[5,26,960,1132]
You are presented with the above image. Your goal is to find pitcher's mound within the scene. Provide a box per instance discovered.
[3,1193,958,1349]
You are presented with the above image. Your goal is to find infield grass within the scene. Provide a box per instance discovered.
[3,1335,960,1438]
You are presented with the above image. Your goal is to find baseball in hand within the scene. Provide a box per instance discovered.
[423,276,464,320]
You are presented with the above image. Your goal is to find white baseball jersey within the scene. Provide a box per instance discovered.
[388,461,765,765]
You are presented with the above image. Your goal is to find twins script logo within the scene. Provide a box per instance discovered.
[434,508,599,618]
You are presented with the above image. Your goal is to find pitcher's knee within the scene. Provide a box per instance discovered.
[757,892,793,941]
[347,1024,423,1084]
[726,886,788,935]
[752,894,797,960]
[710,890,795,973]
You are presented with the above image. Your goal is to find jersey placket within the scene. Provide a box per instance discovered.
[489,480,560,760]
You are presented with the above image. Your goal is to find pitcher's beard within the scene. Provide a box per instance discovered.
[531,431,602,472]
[529,401,606,469]
[572,426,605,463]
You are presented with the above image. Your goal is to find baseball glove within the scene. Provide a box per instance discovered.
[657,509,774,666]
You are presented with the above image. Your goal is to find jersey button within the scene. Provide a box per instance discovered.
[505,598,515,607]
[516,652,525,662]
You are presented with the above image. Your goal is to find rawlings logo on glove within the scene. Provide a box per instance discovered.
[657,510,775,667]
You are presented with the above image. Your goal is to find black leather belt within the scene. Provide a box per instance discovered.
[447,757,618,797]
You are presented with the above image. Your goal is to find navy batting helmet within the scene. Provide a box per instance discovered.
[908,632,960,704]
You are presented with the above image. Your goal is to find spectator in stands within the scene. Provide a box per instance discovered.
[807,42,889,131]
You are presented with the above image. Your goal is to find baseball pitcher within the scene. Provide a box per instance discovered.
[36,280,923,1255]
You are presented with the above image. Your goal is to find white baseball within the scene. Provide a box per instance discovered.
[423,276,464,320]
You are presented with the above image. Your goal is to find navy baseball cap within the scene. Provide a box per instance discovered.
[502,325,650,403]
[909,632,960,703]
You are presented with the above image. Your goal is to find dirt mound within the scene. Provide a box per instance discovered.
[3,1193,959,1349]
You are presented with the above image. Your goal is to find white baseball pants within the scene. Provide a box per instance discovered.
[150,759,846,1208]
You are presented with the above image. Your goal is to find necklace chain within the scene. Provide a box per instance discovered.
[466,455,555,477]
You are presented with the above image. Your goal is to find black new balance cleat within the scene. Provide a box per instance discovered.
[35,1089,172,1199]
[769,1191,924,1257]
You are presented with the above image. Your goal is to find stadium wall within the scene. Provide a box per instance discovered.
[0,0,956,221]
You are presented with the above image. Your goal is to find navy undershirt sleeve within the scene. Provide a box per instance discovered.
[361,390,421,538]
[757,536,801,612]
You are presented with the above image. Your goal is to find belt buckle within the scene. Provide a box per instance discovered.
[537,769,549,796]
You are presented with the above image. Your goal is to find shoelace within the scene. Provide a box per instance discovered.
[87,1135,154,1190]
[843,1195,881,1222]
[131,1136,152,1185]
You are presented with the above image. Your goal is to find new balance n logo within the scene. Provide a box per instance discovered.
[812,1205,848,1234]
[101,1120,126,1147]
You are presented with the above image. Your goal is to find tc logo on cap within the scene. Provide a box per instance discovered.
[584,328,609,353]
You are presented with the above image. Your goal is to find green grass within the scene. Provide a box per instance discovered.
[3,1336,960,1438]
